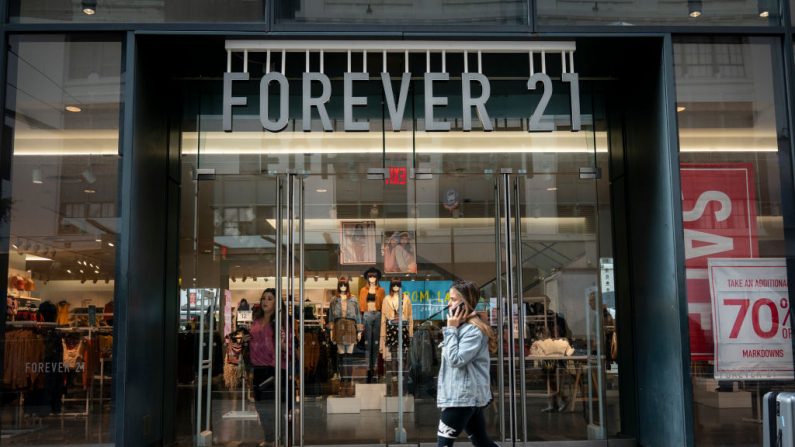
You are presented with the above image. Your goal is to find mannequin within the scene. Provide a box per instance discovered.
[328,277,362,390]
[358,267,385,383]
[379,279,413,362]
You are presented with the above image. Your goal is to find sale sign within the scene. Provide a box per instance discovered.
[708,258,793,380]
[681,163,758,361]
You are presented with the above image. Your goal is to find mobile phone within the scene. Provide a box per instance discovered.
[448,302,465,317]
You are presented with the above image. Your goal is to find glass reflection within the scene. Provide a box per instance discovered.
[675,37,790,447]
[537,0,779,26]
[11,0,266,23]
[1,35,122,445]
[275,0,527,25]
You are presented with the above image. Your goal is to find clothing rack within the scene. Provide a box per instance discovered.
[5,321,58,328]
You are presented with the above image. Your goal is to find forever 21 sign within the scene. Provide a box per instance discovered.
[222,71,581,133]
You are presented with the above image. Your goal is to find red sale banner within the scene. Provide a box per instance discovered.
[708,258,792,380]
[681,163,758,361]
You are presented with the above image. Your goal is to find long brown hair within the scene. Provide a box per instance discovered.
[451,280,497,353]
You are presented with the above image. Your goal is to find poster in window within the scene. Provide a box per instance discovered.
[339,221,377,265]
[382,230,417,273]
[681,162,758,361]
[708,258,792,380]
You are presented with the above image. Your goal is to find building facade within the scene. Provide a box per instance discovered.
[1,1,795,446]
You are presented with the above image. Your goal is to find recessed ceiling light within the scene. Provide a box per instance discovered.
[83,187,96,194]
[66,269,72,274]
[81,0,97,15]
[95,236,102,242]
[759,10,769,17]
[546,187,558,191]
[316,188,328,193]
[65,105,82,113]
[108,242,115,247]
[676,106,686,112]
[688,0,702,18]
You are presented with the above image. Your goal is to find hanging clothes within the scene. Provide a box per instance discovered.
[62,338,84,370]
[56,302,70,326]
[3,329,45,389]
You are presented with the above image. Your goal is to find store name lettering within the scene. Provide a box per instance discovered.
[222,71,581,133]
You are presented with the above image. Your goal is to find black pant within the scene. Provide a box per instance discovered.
[252,366,292,442]
[437,406,500,447]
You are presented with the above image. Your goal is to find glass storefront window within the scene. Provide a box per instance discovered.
[175,42,620,446]
[538,0,781,27]
[9,0,265,23]
[274,0,527,25]
[0,35,122,444]
[674,37,792,446]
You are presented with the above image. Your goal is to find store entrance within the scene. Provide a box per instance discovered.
[177,168,617,447]
[169,37,619,447]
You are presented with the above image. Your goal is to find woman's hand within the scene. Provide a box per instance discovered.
[446,305,465,328]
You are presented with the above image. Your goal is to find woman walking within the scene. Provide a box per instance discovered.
[437,280,500,447]
[249,288,289,447]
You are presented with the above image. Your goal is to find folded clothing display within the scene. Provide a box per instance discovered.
[529,338,575,357]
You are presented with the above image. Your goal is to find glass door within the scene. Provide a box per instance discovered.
[177,169,286,447]
[504,166,616,444]
[298,171,504,446]
[293,172,395,446]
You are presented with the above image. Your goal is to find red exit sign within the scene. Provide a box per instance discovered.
[385,167,407,185]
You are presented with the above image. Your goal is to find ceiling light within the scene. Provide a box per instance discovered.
[316,188,328,193]
[79,269,85,274]
[83,187,96,194]
[107,242,114,247]
[66,269,72,274]
[546,187,558,191]
[676,106,686,112]
[32,167,43,184]
[11,243,17,250]
[65,105,82,113]
[688,0,702,17]
[758,0,770,17]
[94,270,99,274]
[95,236,102,242]
[25,254,52,261]
[81,0,97,15]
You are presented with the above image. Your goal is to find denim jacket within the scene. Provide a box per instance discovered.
[436,323,492,408]
[328,296,361,324]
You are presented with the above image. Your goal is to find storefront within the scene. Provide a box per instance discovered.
[1,2,795,447]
